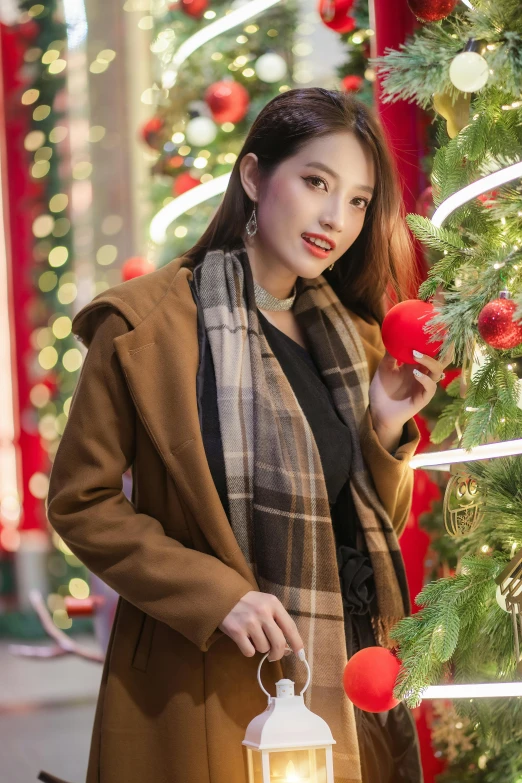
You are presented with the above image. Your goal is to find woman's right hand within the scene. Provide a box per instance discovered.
[218,591,304,661]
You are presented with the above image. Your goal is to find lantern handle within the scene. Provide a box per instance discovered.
[257,650,311,703]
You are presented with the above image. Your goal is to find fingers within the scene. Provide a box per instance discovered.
[412,349,448,382]
[413,367,437,392]
[262,620,290,662]
[272,600,304,657]
[223,620,257,657]
[218,592,305,661]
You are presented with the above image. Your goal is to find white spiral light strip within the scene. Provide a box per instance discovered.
[150,172,231,244]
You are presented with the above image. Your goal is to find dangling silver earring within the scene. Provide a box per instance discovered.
[245,203,258,237]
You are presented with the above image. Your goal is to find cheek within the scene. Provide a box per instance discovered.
[259,180,299,225]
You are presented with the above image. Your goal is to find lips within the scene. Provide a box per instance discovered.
[301,233,336,251]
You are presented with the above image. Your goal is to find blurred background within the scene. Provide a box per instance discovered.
[0,0,457,780]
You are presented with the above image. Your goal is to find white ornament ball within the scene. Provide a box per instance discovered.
[185,116,217,147]
[449,51,489,93]
[255,53,287,84]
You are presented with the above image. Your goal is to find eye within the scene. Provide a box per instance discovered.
[352,197,370,210]
[303,175,328,191]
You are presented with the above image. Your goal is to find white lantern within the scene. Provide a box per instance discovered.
[243,652,335,783]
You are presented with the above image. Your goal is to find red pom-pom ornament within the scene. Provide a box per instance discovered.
[381,300,446,365]
[204,80,250,124]
[343,647,401,713]
[407,0,457,22]
[121,257,155,282]
[477,294,522,350]
[341,75,364,93]
[318,0,356,33]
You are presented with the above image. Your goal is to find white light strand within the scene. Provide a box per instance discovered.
[410,436,522,470]
[162,0,282,89]
[431,161,522,228]
[422,681,522,699]
[150,173,231,244]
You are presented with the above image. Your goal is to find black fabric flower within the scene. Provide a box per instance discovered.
[336,545,375,616]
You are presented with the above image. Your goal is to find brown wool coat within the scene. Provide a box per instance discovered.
[46,257,421,783]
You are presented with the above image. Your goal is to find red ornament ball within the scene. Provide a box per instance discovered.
[342,75,364,93]
[318,0,356,33]
[407,0,457,21]
[178,0,208,18]
[477,297,522,350]
[477,189,498,208]
[121,257,155,282]
[173,172,200,196]
[343,647,401,713]
[140,117,165,150]
[204,80,250,124]
[382,300,447,365]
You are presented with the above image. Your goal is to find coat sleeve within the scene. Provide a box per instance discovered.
[46,310,254,651]
[350,311,421,539]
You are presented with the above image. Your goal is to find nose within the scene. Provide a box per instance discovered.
[320,199,344,234]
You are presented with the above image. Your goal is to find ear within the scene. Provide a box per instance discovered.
[239,152,260,202]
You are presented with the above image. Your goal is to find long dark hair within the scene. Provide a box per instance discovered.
[179,87,420,325]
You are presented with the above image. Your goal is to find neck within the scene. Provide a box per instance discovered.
[243,233,297,300]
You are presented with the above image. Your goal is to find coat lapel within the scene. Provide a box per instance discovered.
[113,265,257,587]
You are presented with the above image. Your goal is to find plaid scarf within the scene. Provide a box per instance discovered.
[194,241,410,783]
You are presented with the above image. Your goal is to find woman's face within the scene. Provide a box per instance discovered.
[240,131,376,284]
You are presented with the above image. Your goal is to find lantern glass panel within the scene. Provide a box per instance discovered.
[246,748,264,783]
[268,747,327,783]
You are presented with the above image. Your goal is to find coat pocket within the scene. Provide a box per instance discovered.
[131,611,156,672]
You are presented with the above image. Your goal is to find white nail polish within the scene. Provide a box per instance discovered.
[412,350,424,358]
[297,648,306,661]
[413,368,422,377]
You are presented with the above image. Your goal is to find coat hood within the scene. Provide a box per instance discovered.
[71,256,188,348]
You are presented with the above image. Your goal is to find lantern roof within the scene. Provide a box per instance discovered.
[243,692,336,751]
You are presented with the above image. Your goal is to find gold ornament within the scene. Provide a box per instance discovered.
[430,701,476,764]
[443,463,486,537]
[495,549,522,674]
[433,90,471,139]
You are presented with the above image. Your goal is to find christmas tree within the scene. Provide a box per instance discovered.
[140,0,299,270]
[374,0,522,777]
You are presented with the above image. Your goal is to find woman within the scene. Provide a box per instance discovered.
[46,88,451,783]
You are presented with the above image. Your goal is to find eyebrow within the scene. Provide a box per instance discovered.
[304,161,374,195]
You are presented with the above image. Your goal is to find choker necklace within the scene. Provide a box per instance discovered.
[253,278,297,311]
